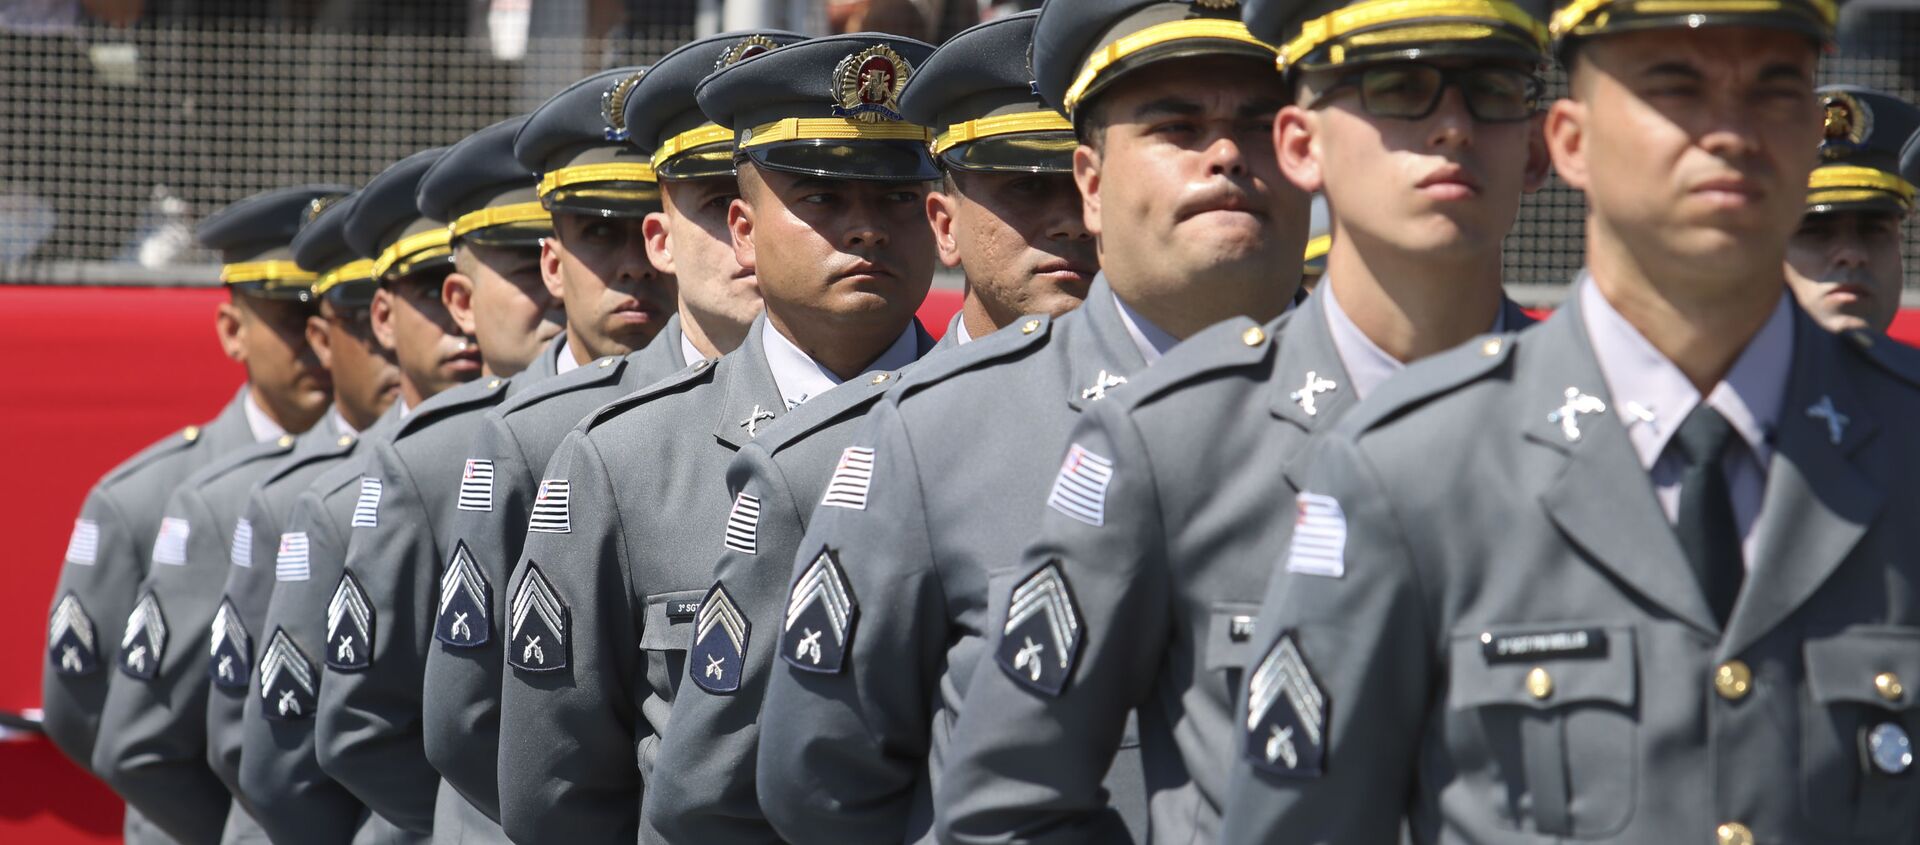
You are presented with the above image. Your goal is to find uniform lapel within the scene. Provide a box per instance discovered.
[1719,313,1882,659]
[1521,299,1721,636]
[659,313,688,370]
[1268,289,1357,489]
[1064,277,1149,413]
[712,316,786,450]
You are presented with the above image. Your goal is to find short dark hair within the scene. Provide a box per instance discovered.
[1074,94,1111,151]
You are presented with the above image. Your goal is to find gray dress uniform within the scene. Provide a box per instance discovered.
[240,407,421,845]
[90,427,301,842]
[751,280,1156,845]
[423,315,689,828]
[1218,289,1920,844]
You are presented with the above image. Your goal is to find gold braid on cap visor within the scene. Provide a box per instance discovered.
[1550,0,1836,37]
[372,228,453,279]
[652,123,738,170]
[1279,0,1547,71]
[933,110,1075,155]
[739,117,933,148]
[220,260,318,286]
[537,161,658,198]
[1807,165,1917,212]
[449,201,551,241]
[1063,18,1276,114]
[314,259,377,294]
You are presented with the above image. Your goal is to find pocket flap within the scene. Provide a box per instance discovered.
[1448,624,1636,711]
[1805,627,1920,710]
[1204,602,1264,672]
[639,589,707,651]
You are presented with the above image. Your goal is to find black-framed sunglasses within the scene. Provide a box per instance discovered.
[1308,62,1543,123]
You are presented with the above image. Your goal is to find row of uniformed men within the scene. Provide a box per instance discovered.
[43,0,1920,844]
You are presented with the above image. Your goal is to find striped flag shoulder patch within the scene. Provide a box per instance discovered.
[230,518,254,569]
[457,459,495,513]
[351,477,383,528]
[723,493,761,555]
[1284,492,1346,579]
[528,479,570,534]
[65,519,100,566]
[820,447,876,511]
[275,532,311,582]
[152,516,191,566]
[1046,443,1115,528]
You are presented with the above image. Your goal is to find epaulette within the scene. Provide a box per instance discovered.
[897,313,1055,402]
[1341,330,1518,436]
[499,354,630,417]
[583,356,718,432]
[259,426,360,487]
[396,375,513,439]
[760,369,903,455]
[187,434,298,486]
[1118,313,1286,412]
[101,425,207,485]
[1841,329,1920,390]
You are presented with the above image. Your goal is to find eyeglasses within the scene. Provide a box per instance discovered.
[1308,63,1542,124]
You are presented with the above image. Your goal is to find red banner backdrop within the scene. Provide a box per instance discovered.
[0,283,1912,843]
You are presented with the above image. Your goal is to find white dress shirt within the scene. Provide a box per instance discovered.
[242,389,288,443]
[761,319,921,410]
[1322,277,1511,401]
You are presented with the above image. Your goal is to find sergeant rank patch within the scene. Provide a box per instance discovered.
[781,547,857,674]
[152,516,191,566]
[458,459,496,512]
[230,518,254,568]
[119,591,168,680]
[208,597,253,689]
[691,583,750,694]
[64,518,100,566]
[723,492,761,555]
[435,541,491,648]
[1244,631,1328,777]
[995,562,1081,696]
[260,628,316,720]
[325,571,373,671]
[47,593,98,676]
[508,563,568,672]
[1046,443,1113,527]
[528,479,571,534]
[351,477,383,527]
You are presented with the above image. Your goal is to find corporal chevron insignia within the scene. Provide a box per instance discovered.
[208,597,253,689]
[1243,631,1328,777]
[325,571,374,671]
[119,591,169,680]
[508,563,568,672]
[275,532,311,582]
[435,541,492,648]
[527,479,571,534]
[259,628,317,720]
[64,519,100,565]
[47,593,98,675]
[819,447,876,511]
[351,477,383,527]
[780,547,857,675]
[690,583,750,694]
[230,518,254,568]
[723,492,761,555]
[1046,443,1114,527]
[457,459,496,512]
[995,562,1082,696]
[152,516,191,566]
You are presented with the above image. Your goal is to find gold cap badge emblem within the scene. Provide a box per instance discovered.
[833,45,911,124]
[602,69,645,142]
[1820,90,1871,161]
[717,34,780,71]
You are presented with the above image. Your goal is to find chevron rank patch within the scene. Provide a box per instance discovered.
[119,591,168,680]
[819,447,876,511]
[690,583,750,694]
[509,564,568,672]
[325,571,373,671]
[152,516,191,566]
[723,493,761,555]
[208,597,253,689]
[275,532,311,582]
[528,479,571,534]
[435,541,491,648]
[996,562,1082,696]
[1244,631,1328,777]
[781,547,857,675]
[260,628,316,721]
[64,519,100,566]
[1284,492,1347,579]
[47,593,99,676]
[230,518,254,568]
[458,459,495,512]
[351,477,383,527]
[1046,444,1114,528]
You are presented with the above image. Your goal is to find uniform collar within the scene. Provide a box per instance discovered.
[1063,278,1153,413]
[555,337,580,375]
[1320,275,1513,402]
[679,327,703,368]
[950,311,974,346]
[1110,283,1180,364]
[1580,275,1792,472]
[327,407,358,437]
[242,388,289,443]
[759,317,922,410]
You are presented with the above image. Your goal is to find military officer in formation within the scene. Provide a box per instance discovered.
[45,0,1920,843]
[1786,84,1920,335]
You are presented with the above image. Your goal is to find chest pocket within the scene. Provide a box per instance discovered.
[1802,626,1920,838]
[640,590,706,697]
[1446,624,1638,839]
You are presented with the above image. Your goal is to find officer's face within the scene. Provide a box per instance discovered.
[1076,58,1304,337]
[1786,210,1905,333]
[543,212,677,359]
[650,178,764,340]
[371,271,479,406]
[313,298,400,430]
[451,242,563,375]
[1280,59,1548,265]
[729,163,935,334]
[1548,29,1821,295]
[929,171,1096,329]
[223,292,332,430]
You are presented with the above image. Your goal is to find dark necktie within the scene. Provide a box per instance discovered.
[1671,404,1745,627]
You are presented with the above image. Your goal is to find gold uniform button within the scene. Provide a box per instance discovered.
[1526,667,1553,700]
[1242,326,1266,346]
[1021,319,1041,335]
[183,425,202,442]
[278,434,295,448]
[487,378,503,389]
[870,373,890,385]
[1716,822,1753,845]
[1481,337,1503,357]
[1876,672,1904,702]
[337,435,354,447]
[1715,660,1753,700]
[598,357,615,368]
